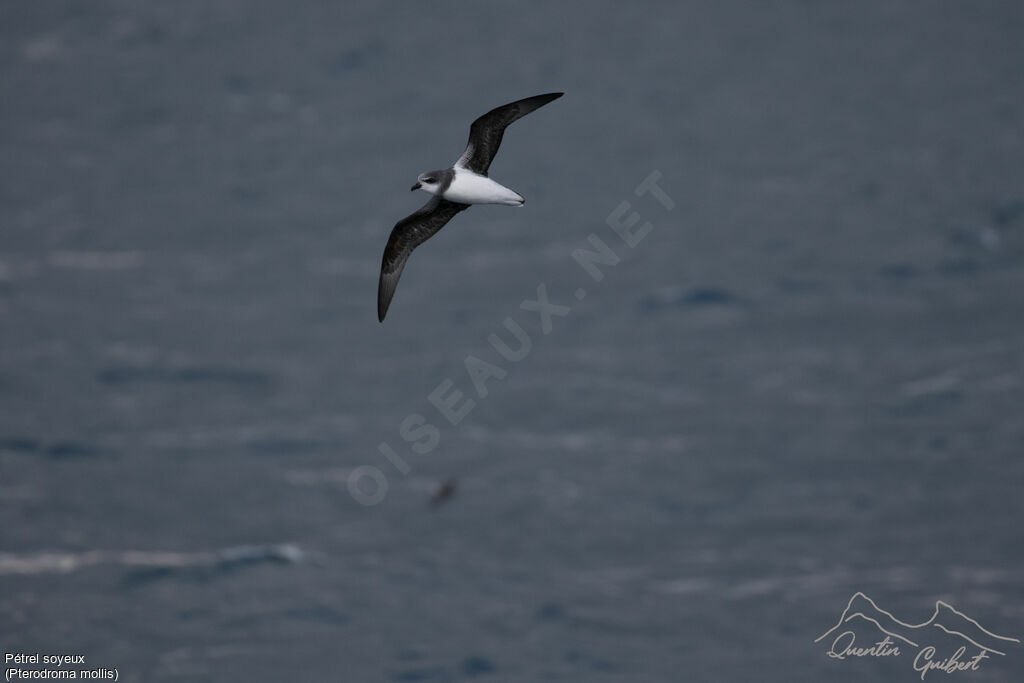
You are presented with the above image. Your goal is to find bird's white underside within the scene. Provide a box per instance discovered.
[440,166,524,206]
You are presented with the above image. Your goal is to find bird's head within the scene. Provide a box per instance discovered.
[411,171,443,194]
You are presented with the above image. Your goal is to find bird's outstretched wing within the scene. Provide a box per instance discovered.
[455,92,563,176]
[378,197,470,321]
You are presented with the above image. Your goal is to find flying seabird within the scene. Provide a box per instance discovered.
[429,477,458,507]
[377,92,564,322]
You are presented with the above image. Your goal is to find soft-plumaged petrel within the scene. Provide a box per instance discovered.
[377,92,563,322]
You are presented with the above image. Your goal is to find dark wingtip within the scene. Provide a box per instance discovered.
[520,92,563,115]
[523,92,563,107]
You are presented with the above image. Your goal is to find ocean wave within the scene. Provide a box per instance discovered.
[0,543,303,578]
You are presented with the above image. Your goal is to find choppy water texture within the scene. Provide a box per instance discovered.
[2,2,1023,681]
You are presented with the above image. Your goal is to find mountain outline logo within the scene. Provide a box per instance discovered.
[816,592,1019,678]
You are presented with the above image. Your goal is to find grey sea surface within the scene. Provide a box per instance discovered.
[2,2,1023,681]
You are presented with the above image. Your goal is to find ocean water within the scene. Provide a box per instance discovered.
[2,2,1023,681]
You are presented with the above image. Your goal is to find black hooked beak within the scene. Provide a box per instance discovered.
[410,182,421,191]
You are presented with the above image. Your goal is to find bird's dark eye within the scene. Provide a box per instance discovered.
[423,177,435,183]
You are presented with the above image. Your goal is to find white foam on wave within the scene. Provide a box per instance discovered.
[0,543,303,576]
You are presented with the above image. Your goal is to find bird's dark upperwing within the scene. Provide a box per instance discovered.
[378,197,470,322]
[455,92,563,176]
